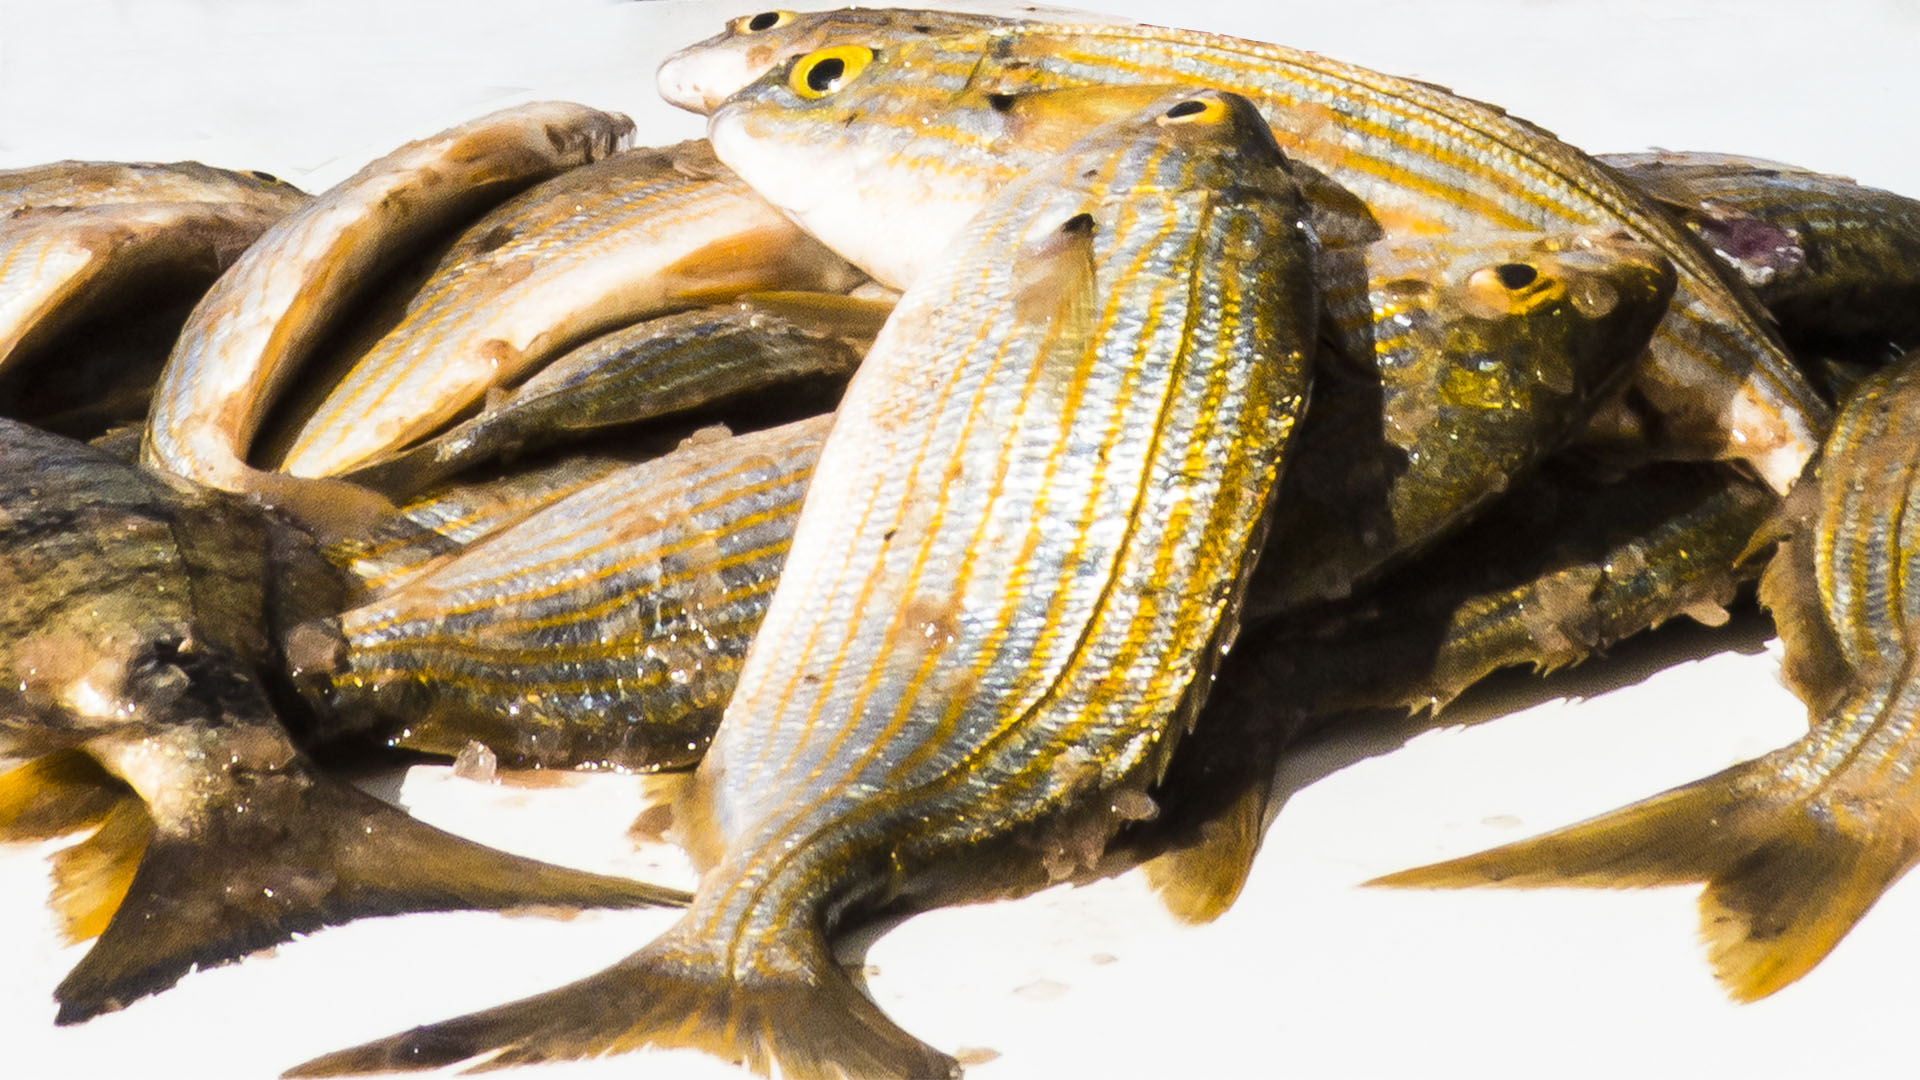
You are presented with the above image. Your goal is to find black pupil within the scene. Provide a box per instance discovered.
[747,12,780,31]
[1165,99,1208,118]
[806,57,846,93]
[1495,263,1538,289]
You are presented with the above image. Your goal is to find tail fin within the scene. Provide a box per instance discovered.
[53,770,689,1024]
[1368,749,1920,1000]
[285,922,957,1079]
[0,750,131,842]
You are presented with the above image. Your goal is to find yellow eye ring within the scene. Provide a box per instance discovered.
[1467,262,1566,315]
[733,10,793,34]
[788,45,875,100]
[1157,96,1228,125]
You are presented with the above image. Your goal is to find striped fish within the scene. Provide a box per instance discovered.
[288,87,1316,1080]
[323,416,826,771]
[702,12,1826,491]
[275,141,865,479]
[339,291,884,498]
[140,102,633,537]
[1373,350,1920,1001]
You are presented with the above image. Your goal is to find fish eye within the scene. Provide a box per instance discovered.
[735,10,793,34]
[1494,263,1538,290]
[1158,96,1226,125]
[789,45,874,99]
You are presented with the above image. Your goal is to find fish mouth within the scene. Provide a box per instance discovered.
[656,50,726,114]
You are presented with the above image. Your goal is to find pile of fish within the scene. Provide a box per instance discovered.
[6,6,1920,1077]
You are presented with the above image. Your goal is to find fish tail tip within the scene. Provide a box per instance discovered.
[287,932,956,1079]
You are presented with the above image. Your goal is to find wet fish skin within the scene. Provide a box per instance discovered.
[340,291,883,498]
[0,159,308,217]
[290,87,1316,1080]
[0,420,687,1023]
[277,141,865,479]
[1602,150,1920,357]
[322,416,829,772]
[140,102,634,537]
[706,13,1825,491]
[1251,231,1675,612]
[1373,349,1920,1001]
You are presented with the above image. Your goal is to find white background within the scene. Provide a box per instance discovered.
[4,1,1919,1077]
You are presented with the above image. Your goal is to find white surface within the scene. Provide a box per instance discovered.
[4,1,1919,1077]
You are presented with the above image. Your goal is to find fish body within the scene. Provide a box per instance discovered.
[705,13,1825,490]
[277,141,864,478]
[140,102,633,535]
[1374,349,1920,1001]
[0,420,685,1023]
[341,291,882,497]
[291,87,1316,1080]
[0,159,307,216]
[323,415,828,771]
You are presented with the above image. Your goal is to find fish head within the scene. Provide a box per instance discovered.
[656,8,1009,114]
[711,32,1287,289]
[1369,231,1676,430]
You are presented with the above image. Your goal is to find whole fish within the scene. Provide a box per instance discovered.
[1601,150,1920,358]
[699,11,1825,490]
[140,102,633,537]
[0,159,307,217]
[0,200,289,374]
[1372,350,1920,1001]
[0,420,686,1024]
[320,416,828,771]
[289,87,1317,1080]
[340,291,884,498]
[276,141,865,479]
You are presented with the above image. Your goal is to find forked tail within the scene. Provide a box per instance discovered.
[285,919,958,1079]
[1369,733,1920,1001]
[48,762,688,1024]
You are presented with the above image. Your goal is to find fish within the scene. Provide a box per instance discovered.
[1371,349,1920,1001]
[275,141,866,479]
[1601,150,1920,359]
[701,12,1826,491]
[140,102,633,538]
[0,159,307,217]
[317,415,829,772]
[0,419,687,1024]
[0,200,290,375]
[1249,231,1675,611]
[286,86,1317,1080]
[339,290,884,498]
